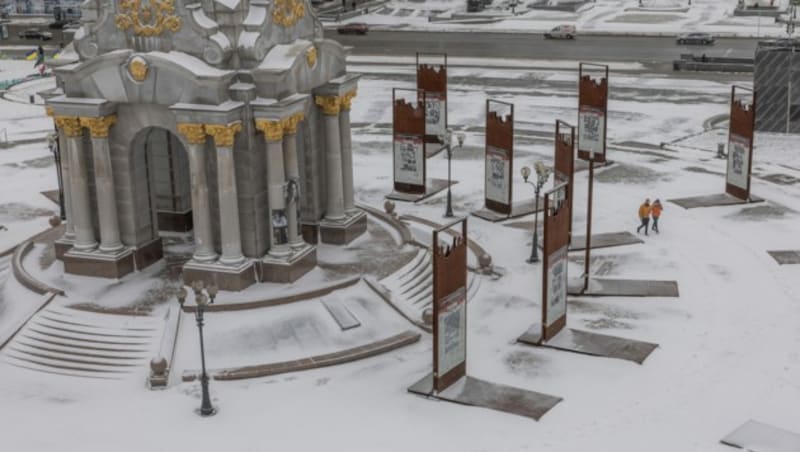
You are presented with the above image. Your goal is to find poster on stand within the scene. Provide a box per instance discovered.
[417,53,448,144]
[726,134,750,192]
[725,86,756,200]
[425,93,447,139]
[541,183,570,342]
[394,135,425,186]
[576,63,609,163]
[578,106,605,159]
[437,287,467,376]
[392,88,427,194]
[485,146,511,205]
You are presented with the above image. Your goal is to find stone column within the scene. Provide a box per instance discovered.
[48,107,74,240]
[55,116,96,252]
[80,115,124,253]
[339,90,357,215]
[205,123,245,266]
[177,124,217,263]
[315,95,346,221]
[283,113,305,248]
[255,119,291,257]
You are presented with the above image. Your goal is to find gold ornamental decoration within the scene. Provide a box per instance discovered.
[80,115,118,138]
[283,113,304,135]
[315,95,341,116]
[272,0,305,28]
[340,90,357,111]
[128,56,148,82]
[54,116,82,138]
[305,46,317,68]
[115,0,182,37]
[255,119,284,142]
[177,123,207,145]
[205,123,242,147]
[45,106,54,117]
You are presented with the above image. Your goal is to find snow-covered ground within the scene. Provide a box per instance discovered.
[331,0,799,38]
[1,56,800,451]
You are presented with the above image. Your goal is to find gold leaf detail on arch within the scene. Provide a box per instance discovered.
[272,0,306,28]
[115,0,182,37]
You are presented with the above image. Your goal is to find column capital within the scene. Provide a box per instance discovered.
[79,115,117,138]
[45,106,54,117]
[54,116,82,138]
[283,112,305,135]
[177,123,207,145]
[205,122,242,147]
[340,90,357,111]
[254,119,284,142]
[315,95,341,116]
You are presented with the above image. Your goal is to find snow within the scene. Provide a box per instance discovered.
[0,53,799,452]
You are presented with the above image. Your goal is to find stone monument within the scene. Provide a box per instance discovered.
[43,0,367,290]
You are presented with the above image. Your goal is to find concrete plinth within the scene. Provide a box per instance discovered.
[257,245,317,283]
[157,210,193,232]
[301,223,319,244]
[133,238,164,271]
[182,260,256,292]
[319,211,367,245]
[54,239,73,260]
[63,248,135,279]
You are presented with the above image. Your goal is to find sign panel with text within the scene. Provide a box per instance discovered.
[725,86,756,200]
[417,53,448,145]
[541,183,570,342]
[485,100,514,214]
[392,88,427,195]
[576,63,609,163]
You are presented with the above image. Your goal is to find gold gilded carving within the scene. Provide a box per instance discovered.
[305,46,317,68]
[177,123,207,145]
[45,106,54,117]
[115,0,182,37]
[315,95,341,116]
[128,57,148,81]
[283,113,304,135]
[254,119,284,142]
[80,115,118,138]
[340,90,357,111]
[54,116,82,138]
[205,123,242,147]
[272,0,306,28]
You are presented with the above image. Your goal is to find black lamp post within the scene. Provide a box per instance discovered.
[521,162,551,264]
[440,128,466,218]
[47,133,65,220]
[177,281,218,417]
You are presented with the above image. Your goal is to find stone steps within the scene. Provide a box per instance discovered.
[2,306,162,379]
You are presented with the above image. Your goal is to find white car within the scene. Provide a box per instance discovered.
[544,25,576,40]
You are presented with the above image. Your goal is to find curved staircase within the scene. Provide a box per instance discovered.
[2,305,162,380]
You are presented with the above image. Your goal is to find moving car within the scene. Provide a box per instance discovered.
[544,25,576,40]
[337,22,368,35]
[17,29,53,40]
[676,32,715,45]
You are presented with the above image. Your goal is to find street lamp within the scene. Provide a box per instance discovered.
[47,132,65,220]
[439,128,466,218]
[177,280,219,416]
[521,161,551,264]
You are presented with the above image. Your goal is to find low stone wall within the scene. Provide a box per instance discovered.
[12,238,64,296]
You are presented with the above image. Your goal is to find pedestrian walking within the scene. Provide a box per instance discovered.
[636,198,651,236]
[651,199,663,234]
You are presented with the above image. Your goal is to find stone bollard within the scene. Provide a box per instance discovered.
[148,356,169,388]
[478,253,493,273]
[422,307,433,326]
[48,216,62,227]
[383,200,396,217]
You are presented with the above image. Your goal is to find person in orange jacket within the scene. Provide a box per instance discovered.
[651,199,663,234]
[636,198,651,235]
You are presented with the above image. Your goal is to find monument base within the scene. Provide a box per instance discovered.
[157,209,193,233]
[319,211,367,245]
[133,237,164,270]
[182,259,256,292]
[63,247,135,279]
[53,238,73,260]
[257,245,317,283]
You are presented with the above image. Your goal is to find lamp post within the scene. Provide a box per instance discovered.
[521,162,551,264]
[439,128,466,218]
[177,281,219,417]
[47,132,65,220]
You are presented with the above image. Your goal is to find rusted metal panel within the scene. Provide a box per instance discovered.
[393,88,427,195]
[417,53,448,144]
[541,182,570,342]
[554,120,575,237]
[485,100,514,215]
[432,217,468,393]
[725,85,756,201]
[577,63,609,163]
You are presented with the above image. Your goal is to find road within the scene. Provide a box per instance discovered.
[2,23,70,47]
[324,30,761,63]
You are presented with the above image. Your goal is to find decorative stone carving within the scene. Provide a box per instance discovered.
[80,115,118,138]
[54,116,82,137]
[340,90,357,111]
[115,0,182,37]
[272,0,306,28]
[306,46,317,68]
[205,123,242,147]
[283,113,304,134]
[128,56,149,82]
[315,95,341,116]
[176,123,207,145]
[255,119,284,142]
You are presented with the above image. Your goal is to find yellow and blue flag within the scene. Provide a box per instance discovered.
[24,49,37,60]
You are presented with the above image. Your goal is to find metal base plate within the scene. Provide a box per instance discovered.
[517,326,658,364]
[669,193,764,209]
[569,231,644,251]
[386,178,456,203]
[470,197,544,223]
[721,420,800,452]
[568,277,680,297]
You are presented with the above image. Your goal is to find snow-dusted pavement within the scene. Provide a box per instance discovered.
[0,57,799,451]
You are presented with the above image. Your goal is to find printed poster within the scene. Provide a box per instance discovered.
[485,146,510,205]
[726,133,750,191]
[578,106,605,158]
[425,93,446,138]
[545,245,568,326]
[394,135,424,186]
[437,286,466,376]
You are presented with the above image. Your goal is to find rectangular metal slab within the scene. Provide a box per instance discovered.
[568,278,680,297]
[321,299,361,331]
[518,327,658,364]
[721,420,800,452]
[767,250,800,265]
[569,231,644,251]
[471,197,544,222]
[669,193,763,209]
[408,373,562,421]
